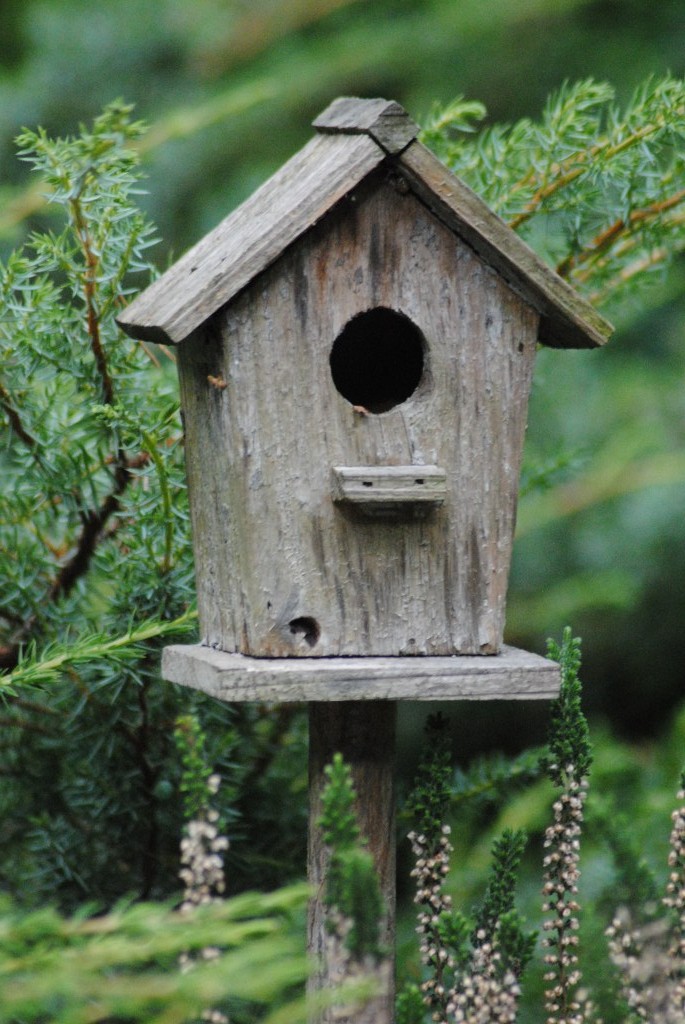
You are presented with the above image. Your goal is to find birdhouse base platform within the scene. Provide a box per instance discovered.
[161,643,560,702]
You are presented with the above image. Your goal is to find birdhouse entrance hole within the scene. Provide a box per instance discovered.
[329,307,425,414]
[288,616,321,648]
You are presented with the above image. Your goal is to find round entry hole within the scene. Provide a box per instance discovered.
[288,616,320,647]
[330,307,425,414]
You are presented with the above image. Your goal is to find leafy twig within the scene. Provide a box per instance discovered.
[0,609,197,693]
[0,377,37,448]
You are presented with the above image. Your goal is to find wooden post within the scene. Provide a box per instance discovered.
[308,701,397,1024]
[162,644,561,1020]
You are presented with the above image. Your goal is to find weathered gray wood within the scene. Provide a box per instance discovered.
[178,173,538,656]
[116,132,385,345]
[308,702,396,1023]
[117,96,612,353]
[161,644,561,701]
[313,96,419,154]
[397,140,613,350]
[331,465,446,517]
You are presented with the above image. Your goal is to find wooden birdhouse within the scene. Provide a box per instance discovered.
[118,97,611,663]
[119,98,613,1022]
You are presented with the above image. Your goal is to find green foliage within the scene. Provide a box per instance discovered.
[0,102,197,907]
[544,627,593,785]
[591,796,660,921]
[0,101,184,646]
[319,754,384,961]
[405,712,452,838]
[474,829,536,977]
[1,611,196,694]
[334,847,385,962]
[319,753,361,855]
[395,982,425,1024]
[448,747,544,813]
[175,712,215,824]
[435,910,472,972]
[0,104,308,913]
[496,908,538,982]
[0,885,309,1024]
[422,76,685,313]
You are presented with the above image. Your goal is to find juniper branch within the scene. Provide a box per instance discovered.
[557,187,685,279]
[69,195,115,406]
[0,609,197,692]
[0,377,37,448]
[0,454,134,671]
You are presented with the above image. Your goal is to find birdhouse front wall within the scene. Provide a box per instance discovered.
[178,169,539,657]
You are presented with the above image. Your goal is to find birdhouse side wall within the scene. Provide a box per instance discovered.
[178,172,538,656]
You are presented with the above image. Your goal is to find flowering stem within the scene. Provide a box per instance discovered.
[542,630,595,1024]
[665,782,685,1006]
[542,771,588,1024]
[409,825,455,1018]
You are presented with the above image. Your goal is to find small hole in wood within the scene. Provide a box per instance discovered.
[362,480,374,487]
[330,307,425,414]
[517,341,524,353]
[288,616,320,647]
[415,478,424,485]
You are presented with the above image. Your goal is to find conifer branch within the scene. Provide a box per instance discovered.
[0,377,37,448]
[50,458,132,601]
[0,609,197,692]
[506,93,685,230]
[0,446,139,671]
[557,188,685,279]
[69,195,115,406]
[0,712,57,736]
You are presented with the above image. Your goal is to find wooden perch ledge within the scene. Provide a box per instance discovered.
[162,644,561,703]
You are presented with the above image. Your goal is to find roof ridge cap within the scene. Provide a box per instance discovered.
[313,96,419,154]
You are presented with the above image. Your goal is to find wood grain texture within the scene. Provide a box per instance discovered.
[161,645,561,701]
[313,96,419,154]
[116,132,385,345]
[398,141,613,350]
[308,702,395,1023]
[179,172,538,656]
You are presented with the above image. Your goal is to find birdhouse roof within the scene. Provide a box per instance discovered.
[117,97,612,349]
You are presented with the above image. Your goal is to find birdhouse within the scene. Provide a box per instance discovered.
[118,97,611,661]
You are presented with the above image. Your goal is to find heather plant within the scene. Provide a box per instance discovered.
[540,629,595,1024]
[0,711,309,1024]
[175,713,229,1024]
[400,632,685,1024]
[605,774,685,1024]
[403,715,535,1024]
[318,752,385,963]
